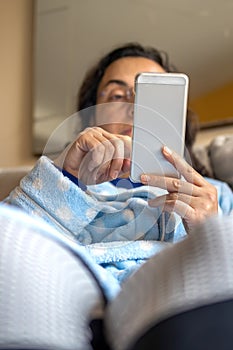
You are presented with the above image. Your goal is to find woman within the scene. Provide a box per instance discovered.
[54,42,218,234]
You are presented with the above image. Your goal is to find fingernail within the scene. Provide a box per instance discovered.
[141,174,150,183]
[163,146,172,155]
[111,170,119,179]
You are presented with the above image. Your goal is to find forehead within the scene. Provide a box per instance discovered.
[98,56,165,90]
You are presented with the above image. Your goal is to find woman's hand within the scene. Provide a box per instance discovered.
[140,146,218,233]
[54,127,131,185]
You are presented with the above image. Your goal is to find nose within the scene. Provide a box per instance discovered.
[127,102,134,122]
[126,88,135,120]
[126,87,135,103]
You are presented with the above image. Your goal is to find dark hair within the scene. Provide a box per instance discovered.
[77,42,177,114]
[185,109,212,177]
[76,42,210,177]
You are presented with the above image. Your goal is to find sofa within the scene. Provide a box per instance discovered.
[0,165,32,201]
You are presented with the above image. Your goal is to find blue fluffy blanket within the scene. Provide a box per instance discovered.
[4,156,233,299]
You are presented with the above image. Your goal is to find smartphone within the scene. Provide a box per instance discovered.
[130,72,189,182]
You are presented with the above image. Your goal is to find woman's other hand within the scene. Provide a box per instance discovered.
[140,146,218,233]
[54,127,131,185]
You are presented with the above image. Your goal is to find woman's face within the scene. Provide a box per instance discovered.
[95,56,165,136]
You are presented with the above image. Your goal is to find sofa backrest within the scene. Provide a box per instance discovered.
[0,166,32,201]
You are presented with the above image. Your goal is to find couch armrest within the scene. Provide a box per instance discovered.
[0,166,32,201]
[193,134,233,189]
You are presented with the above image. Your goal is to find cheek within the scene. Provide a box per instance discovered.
[94,102,133,127]
[95,104,118,126]
[101,124,123,134]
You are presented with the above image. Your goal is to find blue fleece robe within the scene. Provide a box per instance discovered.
[4,156,233,298]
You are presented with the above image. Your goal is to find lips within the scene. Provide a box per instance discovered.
[121,128,132,137]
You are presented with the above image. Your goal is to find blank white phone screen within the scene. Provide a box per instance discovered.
[130,73,188,182]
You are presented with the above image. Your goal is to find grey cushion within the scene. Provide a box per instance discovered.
[209,135,233,188]
[193,134,233,188]
[105,215,233,350]
[0,204,104,350]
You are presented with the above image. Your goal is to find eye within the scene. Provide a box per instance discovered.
[107,88,126,101]
[108,93,125,101]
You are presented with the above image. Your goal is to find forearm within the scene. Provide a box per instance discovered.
[7,156,99,242]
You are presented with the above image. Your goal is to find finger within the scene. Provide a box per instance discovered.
[141,174,199,196]
[79,129,127,181]
[121,159,131,175]
[104,133,131,179]
[162,146,205,186]
[79,155,111,185]
[149,192,194,207]
[87,143,106,172]
[148,194,195,220]
[70,129,107,172]
[79,126,115,153]
[108,137,125,179]
[87,132,117,172]
[86,130,128,174]
[120,134,132,159]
